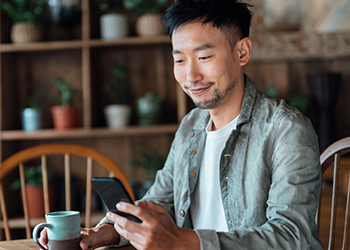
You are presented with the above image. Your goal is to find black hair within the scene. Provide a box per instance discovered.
[160,0,253,49]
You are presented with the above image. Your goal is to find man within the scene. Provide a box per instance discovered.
[41,0,323,249]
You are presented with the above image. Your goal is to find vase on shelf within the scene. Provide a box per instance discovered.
[48,0,82,39]
[51,106,78,130]
[100,13,129,40]
[136,92,164,125]
[136,14,165,37]
[104,104,131,129]
[21,108,42,132]
[11,23,42,43]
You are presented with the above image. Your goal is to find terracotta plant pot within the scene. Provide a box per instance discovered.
[51,106,78,130]
[11,22,42,43]
[136,14,165,37]
[25,185,54,218]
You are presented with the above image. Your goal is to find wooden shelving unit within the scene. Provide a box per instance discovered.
[0,0,183,236]
[0,0,187,160]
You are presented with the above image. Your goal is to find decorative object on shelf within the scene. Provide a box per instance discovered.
[11,166,54,218]
[136,91,164,125]
[103,63,133,129]
[123,0,168,37]
[50,77,79,130]
[21,92,42,132]
[128,149,166,199]
[308,72,341,152]
[0,0,47,43]
[263,84,310,114]
[263,0,302,31]
[48,0,82,39]
[99,0,128,40]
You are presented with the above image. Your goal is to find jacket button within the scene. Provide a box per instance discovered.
[190,133,195,137]
[191,172,196,177]
[179,210,185,217]
[191,150,196,155]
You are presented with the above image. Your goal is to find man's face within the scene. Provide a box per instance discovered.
[171,21,242,110]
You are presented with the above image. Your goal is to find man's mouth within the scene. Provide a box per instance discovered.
[186,82,215,95]
[189,86,211,95]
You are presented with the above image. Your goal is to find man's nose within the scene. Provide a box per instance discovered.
[186,62,203,83]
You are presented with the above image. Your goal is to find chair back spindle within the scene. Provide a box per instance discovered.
[319,137,350,250]
[19,163,31,239]
[41,155,50,215]
[0,144,134,240]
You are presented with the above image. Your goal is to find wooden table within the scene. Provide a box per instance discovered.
[0,239,136,249]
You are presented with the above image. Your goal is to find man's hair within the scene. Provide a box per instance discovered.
[160,0,253,49]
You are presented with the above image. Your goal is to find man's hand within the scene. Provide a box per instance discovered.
[38,224,120,250]
[106,200,200,250]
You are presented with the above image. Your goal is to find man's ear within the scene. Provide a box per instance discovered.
[238,37,252,66]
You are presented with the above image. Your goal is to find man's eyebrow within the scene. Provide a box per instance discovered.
[193,44,216,52]
[172,44,216,55]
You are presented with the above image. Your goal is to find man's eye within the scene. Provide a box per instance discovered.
[175,60,184,64]
[199,56,211,60]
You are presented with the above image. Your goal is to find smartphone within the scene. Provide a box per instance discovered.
[91,177,142,223]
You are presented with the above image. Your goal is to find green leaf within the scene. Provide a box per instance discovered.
[11,165,53,190]
[263,84,279,98]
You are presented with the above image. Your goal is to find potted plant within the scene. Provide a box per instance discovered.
[123,0,169,37]
[50,77,79,130]
[11,165,54,218]
[21,91,42,132]
[0,0,47,43]
[103,63,133,129]
[136,91,164,125]
[99,0,129,39]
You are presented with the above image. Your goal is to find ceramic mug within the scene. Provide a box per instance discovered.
[32,211,81,250]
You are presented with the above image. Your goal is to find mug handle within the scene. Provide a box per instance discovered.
[32,222,52,250]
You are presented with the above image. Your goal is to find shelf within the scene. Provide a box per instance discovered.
[0,124,178,141]
[1,30,349,61]
[250,30,350,62]
[88,35,170,48]
[0,40,83,53]
[0,36,170,53]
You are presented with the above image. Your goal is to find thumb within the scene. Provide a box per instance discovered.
[136,200,166,215]
[79,239,88,250]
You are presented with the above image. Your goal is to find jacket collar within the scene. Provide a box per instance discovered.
[197,74,258,129]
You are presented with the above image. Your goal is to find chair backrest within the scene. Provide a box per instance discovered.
[0,144,134,241]
[318,137,350,250]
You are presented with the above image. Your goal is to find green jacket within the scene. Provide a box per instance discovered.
[142,75,323,250]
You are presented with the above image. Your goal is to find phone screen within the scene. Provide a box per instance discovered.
[91,177,142,223]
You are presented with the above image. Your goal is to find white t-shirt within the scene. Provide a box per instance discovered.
[190,115,239,231]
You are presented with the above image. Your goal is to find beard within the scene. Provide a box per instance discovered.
[189,78,238,109]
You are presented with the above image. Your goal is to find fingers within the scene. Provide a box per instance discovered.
[79,240,88,250]
[39,228,48,249]
[135,200,167,215]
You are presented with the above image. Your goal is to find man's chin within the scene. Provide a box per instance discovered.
[193,99,220,110]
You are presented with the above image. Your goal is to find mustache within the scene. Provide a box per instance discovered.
[184,81,215,90]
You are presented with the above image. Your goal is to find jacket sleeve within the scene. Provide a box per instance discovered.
[141,139,176,221]
[194,113,323,250]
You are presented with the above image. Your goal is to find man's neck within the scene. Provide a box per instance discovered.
[209,77,245,131]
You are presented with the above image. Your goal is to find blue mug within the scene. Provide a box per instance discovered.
[33,211,81,250]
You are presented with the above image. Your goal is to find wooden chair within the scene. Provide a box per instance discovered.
[0,144,135,241]
[318,137,350,250]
